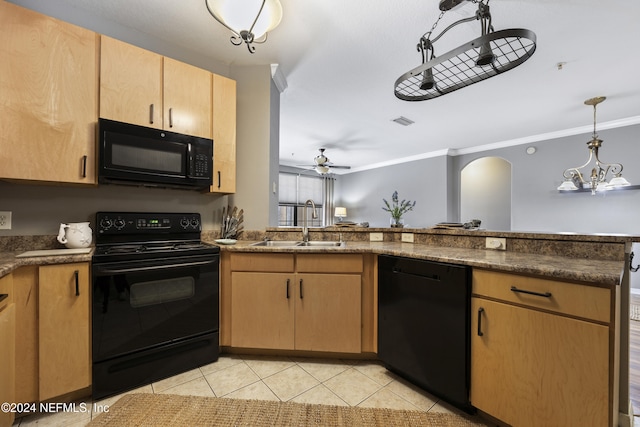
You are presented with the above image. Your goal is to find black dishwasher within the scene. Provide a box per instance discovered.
[378,255,472,413]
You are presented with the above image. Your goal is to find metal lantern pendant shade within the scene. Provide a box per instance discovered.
[205,0,282,52]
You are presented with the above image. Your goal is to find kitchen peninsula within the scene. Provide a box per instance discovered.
[215,227,631,427]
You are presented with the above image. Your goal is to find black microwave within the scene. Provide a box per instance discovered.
[98,118,213,190]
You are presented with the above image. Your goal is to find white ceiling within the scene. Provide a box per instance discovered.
[29,0,640,173]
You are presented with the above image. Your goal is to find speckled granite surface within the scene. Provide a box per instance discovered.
[1,228,633,286]
[211,240,625,287]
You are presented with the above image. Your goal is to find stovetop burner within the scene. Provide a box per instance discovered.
[93,212,219,263]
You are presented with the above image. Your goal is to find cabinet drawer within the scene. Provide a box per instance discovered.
[473,269,611,323]
[296,254,363,273]
[229,253,294,272]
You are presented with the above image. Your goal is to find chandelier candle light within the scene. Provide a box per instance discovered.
[557,96,631,195]
[205,0,282,53]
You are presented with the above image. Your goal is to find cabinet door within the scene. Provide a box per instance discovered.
[295,274,362,353]
[231,272,295,350]
[211,74,237,194]
[0,303,15,427]
[0,1,98,184]
[100,36,163,129]
[470,298,609,427]
[13,267,38,403]
[164,57,212,139]
[38,263,90,401]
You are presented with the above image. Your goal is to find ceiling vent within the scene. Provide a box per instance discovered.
[392,116,415,126]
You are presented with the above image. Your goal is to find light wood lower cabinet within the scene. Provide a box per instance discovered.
[0,274,15,427]
[231,272,295,350]
[470,269,615,427]
[12,263,91,404]
[225,253,367,354]
[38,263,91,401]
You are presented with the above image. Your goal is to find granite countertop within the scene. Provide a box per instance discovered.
[0,239,625,288]
[212,240,625,287]
[0,250,94,278]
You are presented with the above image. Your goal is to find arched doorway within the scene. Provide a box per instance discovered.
[460,157,511,230]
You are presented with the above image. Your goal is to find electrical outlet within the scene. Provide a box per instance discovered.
[486,237,506,250]
[401,233,414,243]
[0,211,11,230]
[369,232,383,242]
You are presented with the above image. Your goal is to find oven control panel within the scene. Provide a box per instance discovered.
[96,212,202,235]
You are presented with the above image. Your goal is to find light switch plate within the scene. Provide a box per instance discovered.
[486,237,506,250]
[401,233,414,243]
[369,232,383,242]
[0,211,11,230]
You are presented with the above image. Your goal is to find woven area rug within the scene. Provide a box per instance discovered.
[631,304,640,321]
[87,393,491,427]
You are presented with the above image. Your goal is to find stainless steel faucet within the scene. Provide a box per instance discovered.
[302,199,318,242]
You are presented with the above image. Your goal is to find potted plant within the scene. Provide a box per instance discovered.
[382,191,416,228]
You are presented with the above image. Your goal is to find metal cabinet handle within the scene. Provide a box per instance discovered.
[81,155,87,178]
[286,279,290,299]
[477,307,484,336]
[218,171,221,189]
[510,286,552,298]
[150,104,154,124]
[299,279,303,299]
[74,270,80,296]
[169,107,173,128]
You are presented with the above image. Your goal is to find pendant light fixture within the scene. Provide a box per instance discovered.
[205,0,283,53]
[394,0,536,101]
[557,96,631,195]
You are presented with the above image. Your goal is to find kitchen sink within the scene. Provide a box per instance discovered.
[250,240,302,247]
[250,240,345,248]
[296,241,344,247]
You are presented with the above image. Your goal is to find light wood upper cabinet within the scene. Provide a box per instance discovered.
[470,269,614,427]
[100,36,212,139]
[99,36,163,129]
[163,57,212,139]
[38,263,91,401]
[211,74,237,193]
[0,1,98,185]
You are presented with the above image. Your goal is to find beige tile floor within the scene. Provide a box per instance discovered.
[12,354,474,426]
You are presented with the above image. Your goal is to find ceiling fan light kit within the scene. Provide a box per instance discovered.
[299,148,351,175]
[205,0,282,53]
[394,0,536,101]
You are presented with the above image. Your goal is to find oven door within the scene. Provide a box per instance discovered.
[92,253,219,363]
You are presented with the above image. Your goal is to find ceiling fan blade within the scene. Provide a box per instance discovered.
[328,165,351,169]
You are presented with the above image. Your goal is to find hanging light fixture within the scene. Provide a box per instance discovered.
[204,0,283,53]
[558,96,631,195]
[394,0,536,101]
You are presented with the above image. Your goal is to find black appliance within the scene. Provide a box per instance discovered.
[98,118,213,190]
[91,211,219,400]
[378,255,473,413]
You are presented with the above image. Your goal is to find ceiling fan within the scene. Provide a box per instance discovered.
[299,148,351,175]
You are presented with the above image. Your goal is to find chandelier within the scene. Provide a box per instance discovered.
[557,96,631,195]
[394,0,536,101]
[205,0,282,53]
